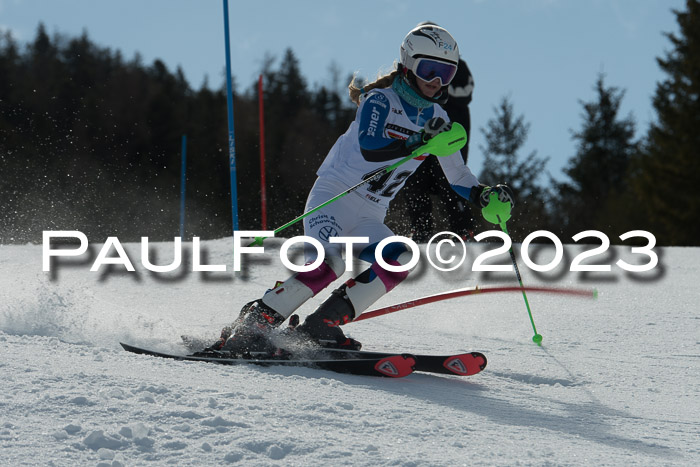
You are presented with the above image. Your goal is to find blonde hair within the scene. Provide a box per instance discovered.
[348,68,400,105]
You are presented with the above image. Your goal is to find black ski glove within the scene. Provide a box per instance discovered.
[405,117,453,152]
[476,184,516,210]
[469,183,515,209]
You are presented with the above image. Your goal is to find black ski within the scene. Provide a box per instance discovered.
[314,349,487,376]
[179,335,486,377]
[120,343,415,378]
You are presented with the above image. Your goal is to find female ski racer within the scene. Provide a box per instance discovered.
[215,24,514,353]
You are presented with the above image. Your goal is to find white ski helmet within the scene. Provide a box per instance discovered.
[400,24,460,87]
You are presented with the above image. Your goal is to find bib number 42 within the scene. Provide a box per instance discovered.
[362,167,412,198]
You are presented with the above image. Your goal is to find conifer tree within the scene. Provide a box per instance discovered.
[558,74,639,238]
[479,96,552,239]
[0,26,355,242]
[634,0,700,245]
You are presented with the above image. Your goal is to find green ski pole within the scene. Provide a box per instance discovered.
[481,191,543,346]
[248,122,467,247]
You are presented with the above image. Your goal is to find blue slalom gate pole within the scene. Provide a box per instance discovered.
[179,134,187,239]
[222,0,239,231]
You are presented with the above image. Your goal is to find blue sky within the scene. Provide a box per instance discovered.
[1,0,685,182]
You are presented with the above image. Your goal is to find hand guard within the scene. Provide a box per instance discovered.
[474,184,516,225]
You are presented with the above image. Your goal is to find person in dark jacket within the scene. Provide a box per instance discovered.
[402,28,476,242]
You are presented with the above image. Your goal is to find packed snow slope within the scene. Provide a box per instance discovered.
[1,238,698,466]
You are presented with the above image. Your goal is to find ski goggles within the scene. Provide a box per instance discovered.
[413,58,458,86]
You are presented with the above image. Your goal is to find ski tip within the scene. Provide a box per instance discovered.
[120,342,152,355]
[443,352,487,376]
[374,355,416,378]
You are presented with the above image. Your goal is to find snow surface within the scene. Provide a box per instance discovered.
[1,238,698,466]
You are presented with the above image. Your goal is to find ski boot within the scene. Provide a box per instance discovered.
[295,286,362,351]
[208,299,286,355]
